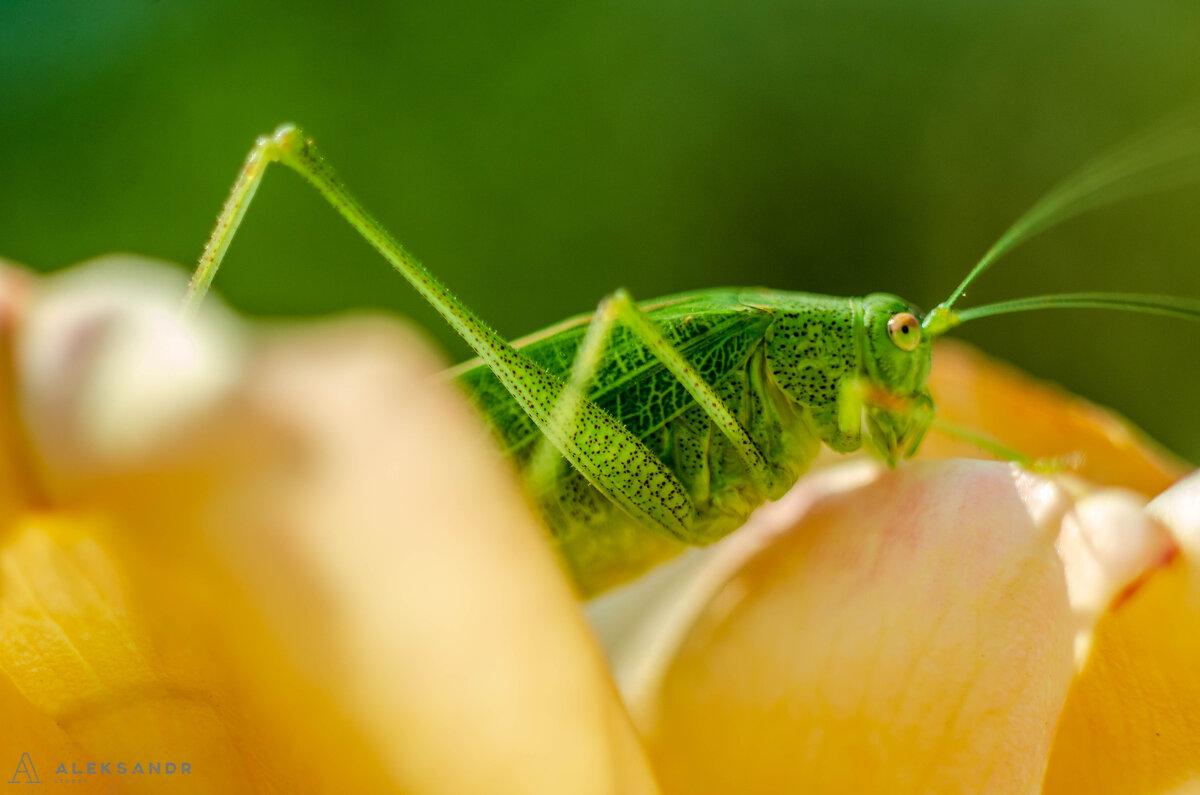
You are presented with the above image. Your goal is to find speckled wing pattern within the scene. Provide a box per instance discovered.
[455,289,774,459]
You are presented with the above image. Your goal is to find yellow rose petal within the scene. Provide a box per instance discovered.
[0,512,323,792]
[1043,472,1200,794]
[224,319,658,795]
[642,460,1076,794]
[923,340,1185,494]
[1042,556,1200,794]
[3,261,658,793]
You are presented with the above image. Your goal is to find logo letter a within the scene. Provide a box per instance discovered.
[10,753,38,784]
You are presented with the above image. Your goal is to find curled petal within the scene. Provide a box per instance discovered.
[1044,472,1200,794]
[1056,488,1175,665]
[16,256,244,481]
[1148,469,1200,559]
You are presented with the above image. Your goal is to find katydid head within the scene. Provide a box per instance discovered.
[762,115,1200,467]
[858,293,936,464]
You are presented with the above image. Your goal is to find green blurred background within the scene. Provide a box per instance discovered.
[3,0,1200,462]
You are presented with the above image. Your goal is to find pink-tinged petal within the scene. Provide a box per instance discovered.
[638,460,1076,794]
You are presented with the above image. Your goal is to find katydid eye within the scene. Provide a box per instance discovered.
[887,312,921,351]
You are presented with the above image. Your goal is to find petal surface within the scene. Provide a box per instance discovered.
[640,461,1076,794]
[1043,472,1200,794]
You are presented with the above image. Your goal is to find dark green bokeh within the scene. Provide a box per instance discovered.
[4,0,1200,462]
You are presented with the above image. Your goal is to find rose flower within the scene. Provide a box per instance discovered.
[2,257,1198,793]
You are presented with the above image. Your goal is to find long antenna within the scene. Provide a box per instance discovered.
[929,292,1200,335]
[931,112,1200,323]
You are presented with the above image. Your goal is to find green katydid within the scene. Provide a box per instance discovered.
[185,120,1200,596]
